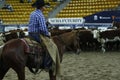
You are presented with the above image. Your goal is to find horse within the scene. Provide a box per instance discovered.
[0,33,65,80]
[57,30,81,54]
[0,28,81,80]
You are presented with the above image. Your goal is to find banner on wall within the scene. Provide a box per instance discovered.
[48,18,84,25]
[84,10,120,23]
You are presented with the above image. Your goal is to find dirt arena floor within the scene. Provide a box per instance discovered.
[2,51,120,80]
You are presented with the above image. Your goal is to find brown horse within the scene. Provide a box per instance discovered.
[0,34,65,80]
[0,29,80,80]
[57,30,81,54]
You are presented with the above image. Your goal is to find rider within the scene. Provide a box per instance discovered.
[28,0,50,43]
[28,0,61,76]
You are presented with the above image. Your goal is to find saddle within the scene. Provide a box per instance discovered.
[21,38,53,73]
[22,38,43,54]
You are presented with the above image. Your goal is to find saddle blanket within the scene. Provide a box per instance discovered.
[21,38,42,53]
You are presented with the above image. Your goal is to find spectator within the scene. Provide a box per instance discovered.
[2,4,14,12]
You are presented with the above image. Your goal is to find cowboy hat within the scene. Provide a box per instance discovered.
[32,0,50,8]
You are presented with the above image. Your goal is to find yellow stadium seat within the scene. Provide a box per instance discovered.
[0,0,59,24]
[56,0,120,18]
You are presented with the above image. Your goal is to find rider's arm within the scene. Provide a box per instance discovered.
[38,15,50,37]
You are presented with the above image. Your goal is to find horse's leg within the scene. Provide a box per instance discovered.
[49,69,56,80]
[0,66,9,80]
[13,65,25,80]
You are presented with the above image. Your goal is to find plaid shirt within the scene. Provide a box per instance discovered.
[28,9,49,36]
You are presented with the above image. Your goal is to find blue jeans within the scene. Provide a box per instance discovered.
[29,33,41,43]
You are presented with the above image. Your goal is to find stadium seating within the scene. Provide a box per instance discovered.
[56,0,120,18]
[0,0,59,25]
[0,0,120,25]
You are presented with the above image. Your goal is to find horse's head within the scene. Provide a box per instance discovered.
[1,31,18,42]
[1,30,27,43]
